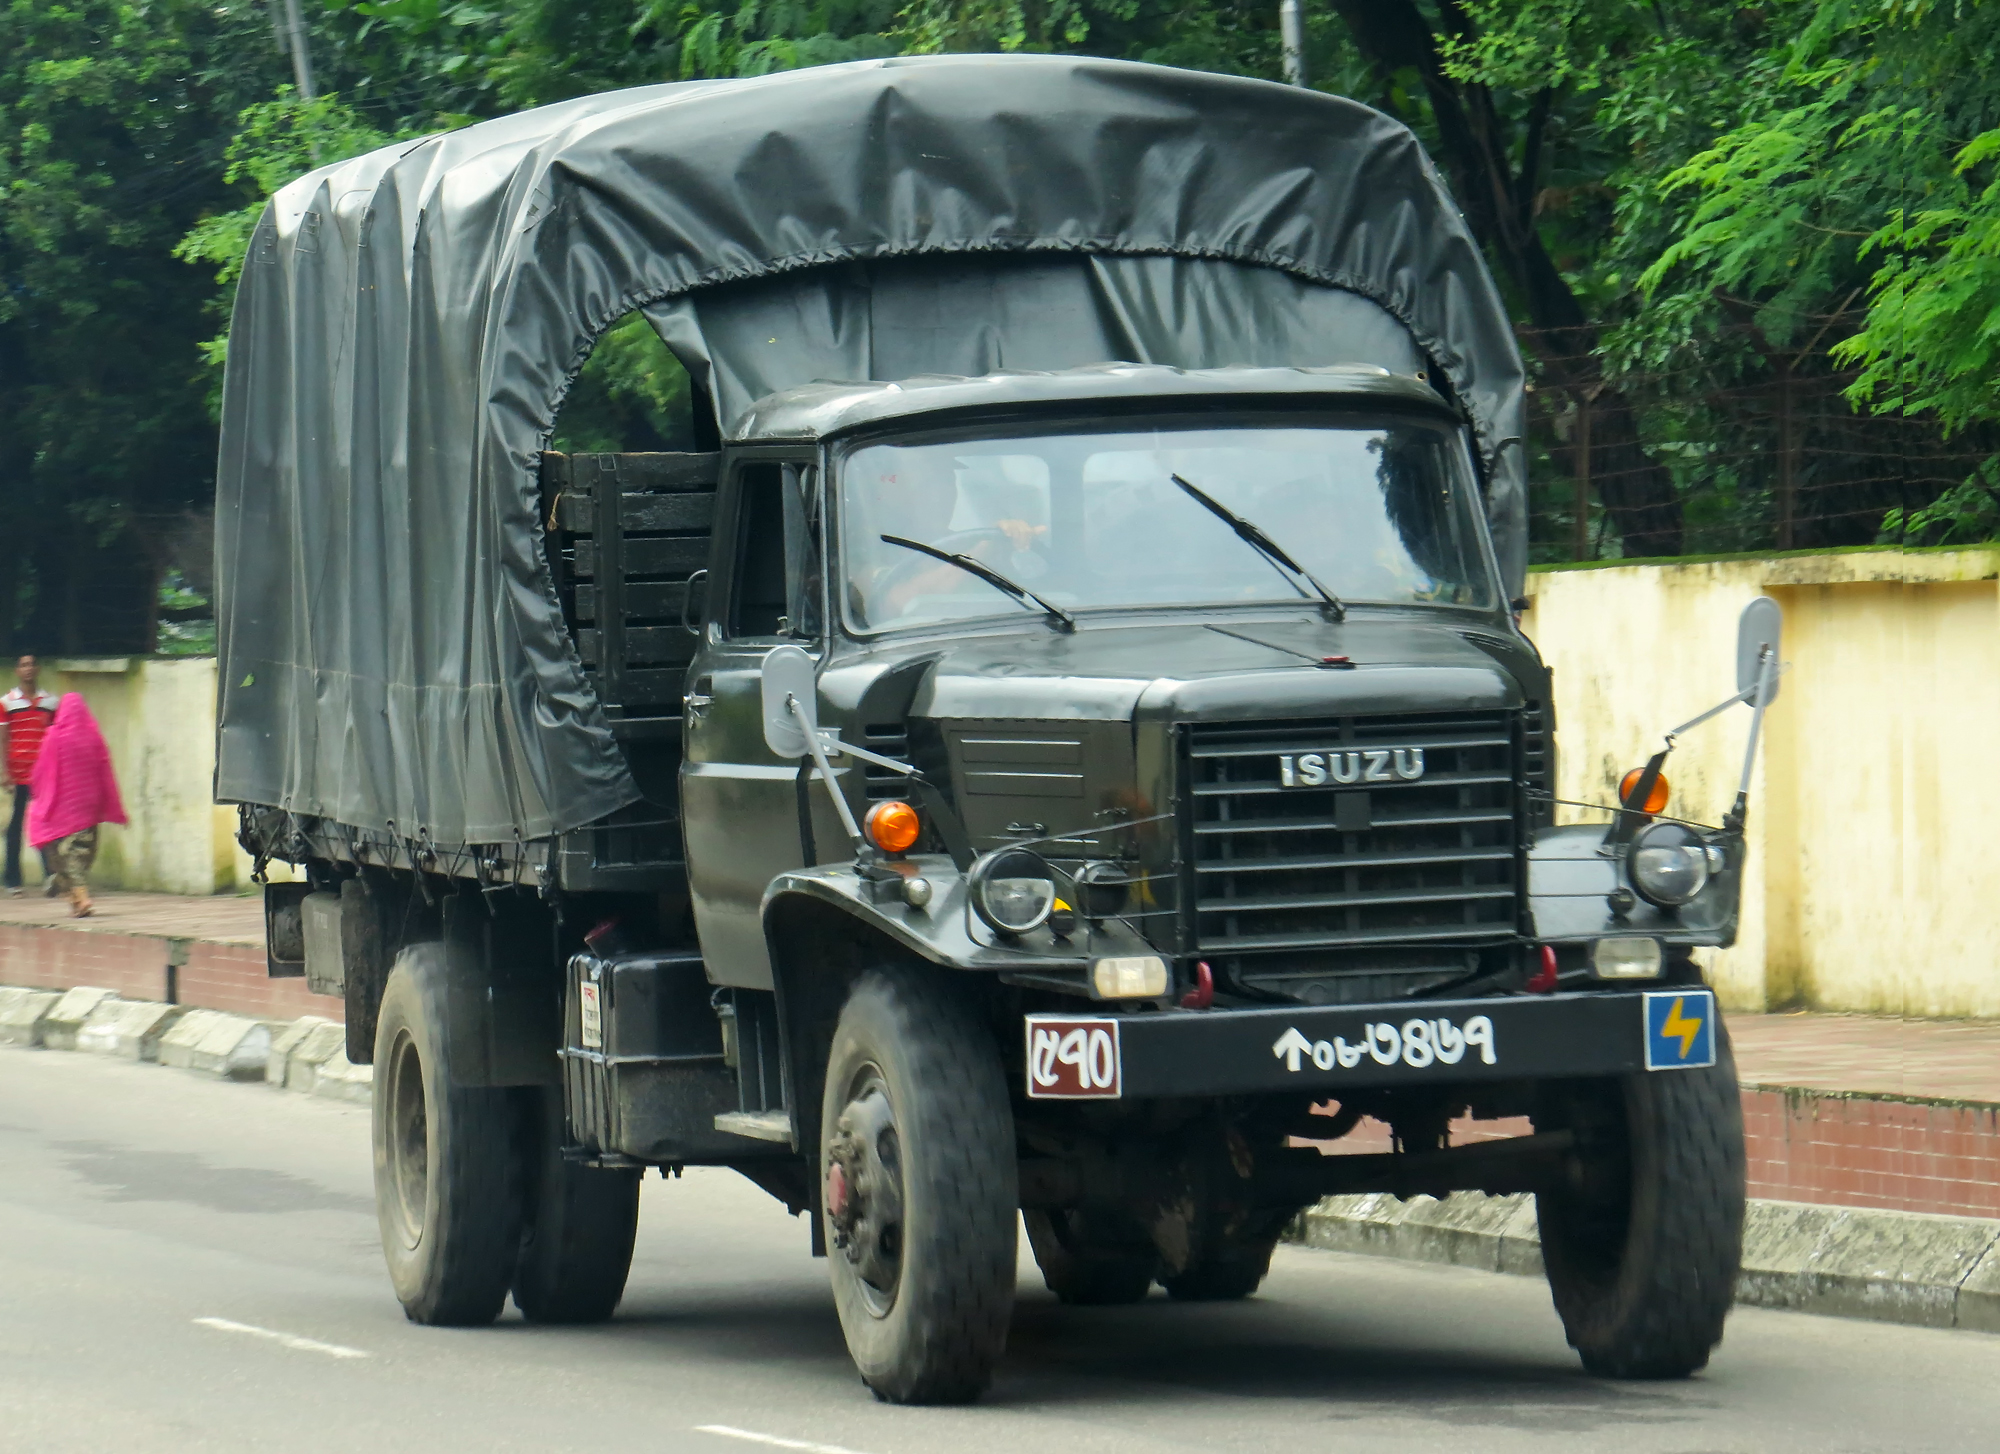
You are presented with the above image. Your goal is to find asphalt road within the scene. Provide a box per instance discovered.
[1,1049,1994,1454]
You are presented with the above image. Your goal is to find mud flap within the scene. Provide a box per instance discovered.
[442,894,562,1087]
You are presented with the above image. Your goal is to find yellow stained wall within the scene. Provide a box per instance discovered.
[1,657,249,896]
[1524,547,2000,1019]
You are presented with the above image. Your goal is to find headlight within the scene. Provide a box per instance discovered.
[1628,821,1711,907]
[968,847,1058,935]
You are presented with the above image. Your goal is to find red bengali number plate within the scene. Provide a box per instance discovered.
[1025,1016,1123,1099]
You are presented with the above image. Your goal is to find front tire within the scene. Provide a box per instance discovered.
[1536,1030,1746,1378]
[512,1088,641,1324]
[820,966,1017,1404]
[372,943,525,1325]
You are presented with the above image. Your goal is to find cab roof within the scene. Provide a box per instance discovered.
[726,364,1458,444]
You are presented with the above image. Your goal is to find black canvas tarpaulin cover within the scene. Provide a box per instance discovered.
[215,54,1527,848]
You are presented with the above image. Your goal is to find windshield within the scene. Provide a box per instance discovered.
[838,417,1497,633]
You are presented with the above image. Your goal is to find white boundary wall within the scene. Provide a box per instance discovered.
[1525,547,2000,1018]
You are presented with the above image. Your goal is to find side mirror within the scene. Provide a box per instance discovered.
[760,643,818,757]
[1736,597,1783,706]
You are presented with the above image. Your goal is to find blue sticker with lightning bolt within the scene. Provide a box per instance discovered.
[1643,989,1717,1071]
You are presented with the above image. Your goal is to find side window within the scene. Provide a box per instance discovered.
[727,462,822,639]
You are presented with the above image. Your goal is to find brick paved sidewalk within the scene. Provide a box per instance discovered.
[0,888,264,945]
[1729,1010,2000,1105]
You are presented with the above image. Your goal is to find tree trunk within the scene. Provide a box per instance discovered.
[1327,0,1684,556]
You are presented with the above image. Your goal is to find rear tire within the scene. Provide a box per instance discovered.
[1537,1028,1746,1378]
[820,966,1017,1404]
[512,1088,641,1324]
[1024,1210,1158,1305]
[1158,1231,1280,1302]
[372,943,525,1326]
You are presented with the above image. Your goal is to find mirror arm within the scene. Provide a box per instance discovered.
[1665,686,1755,743]
[1727,649,1779,830]
[1663,658,1788,747]
[789,692,865,849]
[817,733,975,871]
[824,735,919,775]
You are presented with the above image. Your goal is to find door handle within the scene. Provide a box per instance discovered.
[684,674,714,722]
[680,569,709,637]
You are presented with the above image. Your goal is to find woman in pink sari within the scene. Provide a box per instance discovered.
[26,694,126,917]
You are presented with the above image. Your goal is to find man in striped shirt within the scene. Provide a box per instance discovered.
[3,655,59,895]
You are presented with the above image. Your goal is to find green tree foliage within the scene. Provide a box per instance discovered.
[551,312,699,454]
[1844,127,2000,437]
[173,88,403,372]
[1632,0,2000,547]
[171,2,912,465]
[1306,0,1996,556]
[6,0,1993,651]
[318,0,900,110]
[0,0,288,648]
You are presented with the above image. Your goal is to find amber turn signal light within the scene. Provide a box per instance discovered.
[1619,768,1670,816]
[864,799,921,855]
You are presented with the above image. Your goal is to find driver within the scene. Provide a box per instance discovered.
[850,457,1047,624]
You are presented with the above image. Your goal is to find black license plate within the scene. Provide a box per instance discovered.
[1051,991,1701,1100]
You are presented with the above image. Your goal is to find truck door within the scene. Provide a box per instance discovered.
[681,458,826,989]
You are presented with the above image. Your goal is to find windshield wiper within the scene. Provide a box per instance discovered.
[1169,473,1347,621]
[879,535,1077,633]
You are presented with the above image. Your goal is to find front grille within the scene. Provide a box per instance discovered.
[860,723,911,801]
[1521,700,1553,828]
[1183,711,1523,956]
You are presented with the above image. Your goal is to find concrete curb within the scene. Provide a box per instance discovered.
[1,986,377,1101]
[76,997,189,1061]
[157,1008,273,1080]
[265,1017,371,1100]
[0,986,61,1046]
[311,1054,374,1104]
[267,1016,342,1089]
[1291,1191,2000,1334]
[38,987,119,1051]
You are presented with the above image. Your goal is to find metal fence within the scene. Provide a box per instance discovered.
[1517,319,1994,565]
[1,510,214,659]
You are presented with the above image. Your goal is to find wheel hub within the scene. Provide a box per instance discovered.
[386,1032,429,1249]
[826,1077,903,1311]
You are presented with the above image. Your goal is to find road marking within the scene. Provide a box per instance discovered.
[193,1317,370,1360]
[694,1425,877,1454]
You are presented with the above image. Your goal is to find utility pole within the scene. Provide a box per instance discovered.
[270,0,316,100]
[1280,0,1308,88]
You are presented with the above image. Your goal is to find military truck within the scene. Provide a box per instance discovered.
[219,56,1762,1404]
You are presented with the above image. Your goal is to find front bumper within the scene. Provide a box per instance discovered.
[1025,987,1718,1100]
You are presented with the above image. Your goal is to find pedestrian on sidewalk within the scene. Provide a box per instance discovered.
[26,693,125,918]
[2,654,59,897]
